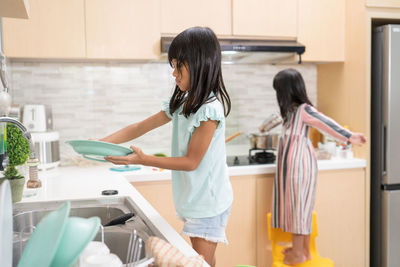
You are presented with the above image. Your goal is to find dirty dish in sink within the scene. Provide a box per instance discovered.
[50,216,100,267]
[17,201,70,267]
[66,140,133,162]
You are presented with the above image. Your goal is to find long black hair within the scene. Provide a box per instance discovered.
[168,27,231,117]
[272,68,313,124]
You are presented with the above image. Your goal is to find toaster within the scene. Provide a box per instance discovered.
[22,104,53,132]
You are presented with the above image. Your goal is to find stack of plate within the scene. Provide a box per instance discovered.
[17,201,101,267]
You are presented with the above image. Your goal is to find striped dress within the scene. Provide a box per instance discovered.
[271,103,352,234]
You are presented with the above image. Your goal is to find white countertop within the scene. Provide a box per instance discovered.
[19,166,201,263]
[124,158,367,182]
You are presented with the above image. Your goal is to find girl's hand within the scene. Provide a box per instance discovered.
[349,133,367,146]
[104,145,146,165]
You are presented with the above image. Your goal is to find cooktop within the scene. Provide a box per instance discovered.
[227,150,276,166]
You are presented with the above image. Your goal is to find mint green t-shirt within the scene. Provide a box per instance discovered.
[162,97,233,218]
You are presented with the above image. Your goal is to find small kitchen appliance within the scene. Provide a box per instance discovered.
[31,131,60,170]
[22,104,60,170]
[22,104,53,132]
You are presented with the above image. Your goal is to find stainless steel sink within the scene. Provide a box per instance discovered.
[12,197,163,266]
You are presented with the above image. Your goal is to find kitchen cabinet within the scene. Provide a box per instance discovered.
[0,0,30,19]
[232,0,297,39]
[1,0,85,58]
[256,168,366,267]
[85,0,160,59]
[297,0,345,62]
[132,175,257,267]
[2,0,160,59]
[132,167,366,267]
[366,0,400,8]
[160,0,231,36]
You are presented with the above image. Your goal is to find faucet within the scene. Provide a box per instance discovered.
[0,33,40,187]
[0,117,41,188]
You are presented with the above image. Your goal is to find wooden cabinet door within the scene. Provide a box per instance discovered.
[366,0,400,8]
[256,174,275,267]
[132,175,258,267]
[160,0,231,35]
[85,0,160,59]
[233,0,297,38]
[298,0,345,62]
[2,0,85,58]
[314,168,366,267]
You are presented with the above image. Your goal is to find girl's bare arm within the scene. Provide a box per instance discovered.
[100,111,171,144]
[105,119,218,171]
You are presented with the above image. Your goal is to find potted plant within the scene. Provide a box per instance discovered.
[1,124,30,202]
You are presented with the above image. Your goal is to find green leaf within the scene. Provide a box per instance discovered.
[3,166,23,179]
[6,124,30,167]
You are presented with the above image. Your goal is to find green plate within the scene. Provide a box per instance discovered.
[50,217,100,267]
[66,140,133,162]
[18,202,70,267]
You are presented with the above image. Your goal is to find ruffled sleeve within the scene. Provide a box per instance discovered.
[161,97,173,119]
[187,101,225,134]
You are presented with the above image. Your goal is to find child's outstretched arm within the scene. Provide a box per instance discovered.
[100,111,171,144]
[302,104,366,145]
[105,119,218,171]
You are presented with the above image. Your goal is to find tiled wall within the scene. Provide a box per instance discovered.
[9,61,316,164]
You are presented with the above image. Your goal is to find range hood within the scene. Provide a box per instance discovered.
[161,37,305,64]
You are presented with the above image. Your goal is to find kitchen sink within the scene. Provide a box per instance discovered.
[12,197,164,266]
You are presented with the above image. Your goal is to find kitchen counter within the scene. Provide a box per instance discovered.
[124,157,367,182]
[18,166,204,264]
[17,157,366,266]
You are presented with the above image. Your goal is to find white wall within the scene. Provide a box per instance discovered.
[9,61,316,165]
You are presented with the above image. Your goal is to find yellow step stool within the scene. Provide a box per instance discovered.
[267,212,334,267]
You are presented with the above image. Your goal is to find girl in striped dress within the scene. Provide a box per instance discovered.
[269,69,366,265]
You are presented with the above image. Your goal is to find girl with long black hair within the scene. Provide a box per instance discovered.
[269,68,366,265]
[100,27,233,267]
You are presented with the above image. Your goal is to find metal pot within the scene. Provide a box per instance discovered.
[248,133,279,150]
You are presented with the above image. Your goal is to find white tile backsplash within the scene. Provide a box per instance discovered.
[9,61,316,164]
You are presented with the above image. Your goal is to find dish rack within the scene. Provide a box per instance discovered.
[124,229,154,267]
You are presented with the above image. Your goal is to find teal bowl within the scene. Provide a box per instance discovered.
[50,216,101,267]
[66,140,133,162]
[18,202,70,267]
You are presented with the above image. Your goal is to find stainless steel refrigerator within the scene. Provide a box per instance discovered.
[371,24,400,267]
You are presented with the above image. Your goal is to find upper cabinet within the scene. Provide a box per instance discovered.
[1,0,345,62]
[160,0,231,36]
[366,0,400,8]
[298,0,345,62]
[85,0,160,59]
[2,0,85,58]
[232,0,297,39]
[0,0,30,19]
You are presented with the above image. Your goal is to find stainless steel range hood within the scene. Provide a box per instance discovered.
[161,37,305,64]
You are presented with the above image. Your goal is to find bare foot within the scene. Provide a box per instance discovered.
[282,247,292,255]
[283,250,307,266]
[305,252,311,261]
[284,248,310,260]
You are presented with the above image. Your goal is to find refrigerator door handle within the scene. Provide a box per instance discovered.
[383,124,387,176]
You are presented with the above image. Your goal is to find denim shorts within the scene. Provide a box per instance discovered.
[179,206,232,245]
